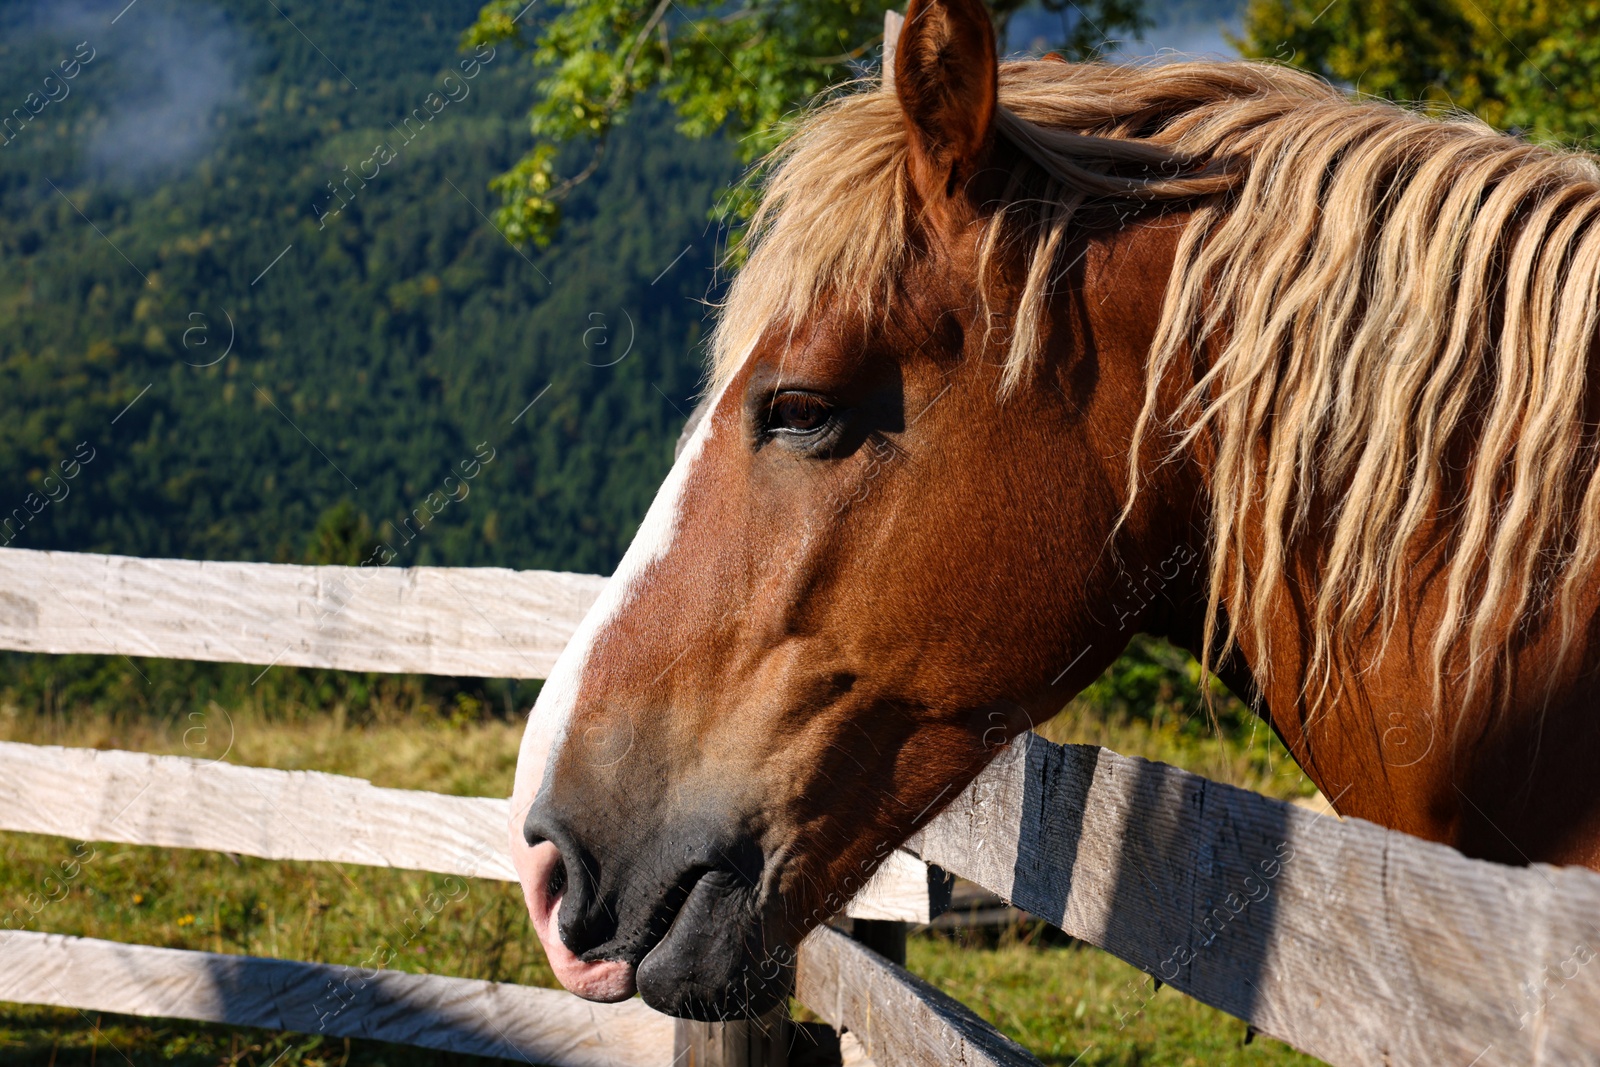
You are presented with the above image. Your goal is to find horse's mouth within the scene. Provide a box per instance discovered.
[520,836,789,1017]
[634,865,793,1020]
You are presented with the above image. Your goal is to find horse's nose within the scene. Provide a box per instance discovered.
[522,802,610,950]
[518,802,636,1002]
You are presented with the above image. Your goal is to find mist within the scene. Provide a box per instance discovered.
[15,0,249,181]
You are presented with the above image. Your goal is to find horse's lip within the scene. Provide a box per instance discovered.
[634,864,789,1019]
[596,864,712,966]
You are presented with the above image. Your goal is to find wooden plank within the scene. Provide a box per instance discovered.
[881,9,904,89]
[0,741,937,923]
[906,734,1600,1067]
[0,930,673,1067]
[0,546,606,679]
[844,849,951,924]
[0,547,943,917]
[795,923,1040,1067]
[673,1008,792,1067]
[0,740,520,882]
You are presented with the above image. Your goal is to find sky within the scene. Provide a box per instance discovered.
[1006,0,1249,61]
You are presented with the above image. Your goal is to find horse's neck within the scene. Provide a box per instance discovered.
[1085,204,1600,870]
[1199,464,1600,869]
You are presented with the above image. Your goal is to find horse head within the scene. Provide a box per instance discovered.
[508,0,1209,1018]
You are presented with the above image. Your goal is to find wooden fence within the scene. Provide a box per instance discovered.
[0,547,999,1067]
[5,545,1600,1066]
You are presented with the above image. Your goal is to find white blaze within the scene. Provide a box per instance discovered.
[510,382,727,817]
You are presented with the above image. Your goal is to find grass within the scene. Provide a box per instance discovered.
[909,927,1323,1067]
[1034,701,1319,805]
[0,651,1328,1066]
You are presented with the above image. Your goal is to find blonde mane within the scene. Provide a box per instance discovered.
[714,59,1600,715]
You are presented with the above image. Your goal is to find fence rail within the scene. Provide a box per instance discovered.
[0,737,987,1067]
[0,740,515,879]
[0,740,943,924]
[0,546,605,679]
[0,930,673,1067]
[908,735,1600,1067]
[797,925,1037,1067]
[0,547,974,1067]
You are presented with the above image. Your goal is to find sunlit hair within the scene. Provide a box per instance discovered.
[714,58,1600,717]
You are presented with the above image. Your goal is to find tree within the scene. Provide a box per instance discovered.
[304,501,380,567]
[1241,0,1600,147]
[462,0,1149,246]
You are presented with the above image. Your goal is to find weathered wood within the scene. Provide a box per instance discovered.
[839,849,952,923]
[881,9,904,89]
[0,740,519,882]
[795,923,1041,1067]
[0,546,606,678]
[0,741,938,923]
[0,930,674,1067]
[907,734,1600,1067]
[673,1008,792,1067]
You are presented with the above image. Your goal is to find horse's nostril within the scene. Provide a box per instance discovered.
[546,854,567,900]
[523,801,614,954]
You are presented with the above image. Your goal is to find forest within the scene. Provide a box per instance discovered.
[0,0,756,720]
[0,0,733,576]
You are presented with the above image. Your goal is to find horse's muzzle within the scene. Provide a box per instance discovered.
[518,800,792,1019]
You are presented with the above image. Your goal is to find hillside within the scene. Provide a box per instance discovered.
[0,0,735,575]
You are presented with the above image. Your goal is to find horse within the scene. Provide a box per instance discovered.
[507,0,1600,1019]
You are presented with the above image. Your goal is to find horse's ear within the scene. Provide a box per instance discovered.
[893,0,998,205]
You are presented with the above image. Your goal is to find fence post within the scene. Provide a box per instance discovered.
[848,918,907,967]
[673,1006,792,1067]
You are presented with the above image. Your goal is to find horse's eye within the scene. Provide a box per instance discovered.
[767,391,833,435]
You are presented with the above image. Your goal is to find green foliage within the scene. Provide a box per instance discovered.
[304,500,380,566]
[463,0,1150,245]
[1035,637,1315,804]
[1241,0,1600,146]
[0,0,734,577]
[1072,634,1255,739]
[1498,2,1600,142]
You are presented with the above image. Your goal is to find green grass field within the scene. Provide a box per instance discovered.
[0,662,1326,1067]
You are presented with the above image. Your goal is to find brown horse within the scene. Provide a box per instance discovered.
[509,0,1600,1018]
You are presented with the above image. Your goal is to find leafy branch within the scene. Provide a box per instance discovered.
[463,0,1150,246]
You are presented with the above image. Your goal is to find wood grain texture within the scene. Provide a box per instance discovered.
[0,546,607,679]
[674,1008,792,1067]
[0,930,673,1067]
[0,740,520,882]
[881,8,904,89]
[843,850,952,923]
[796,924,1041,1067]
[0,741,936,923]
[907,734,1600,1067]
